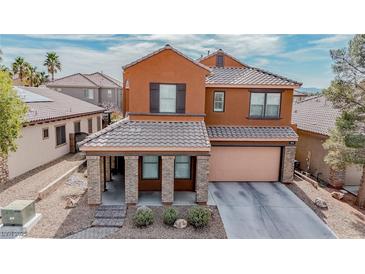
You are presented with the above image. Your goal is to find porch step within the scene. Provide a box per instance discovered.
[96,205,125,211]
[95,209,126,218]
[92,218,125,227]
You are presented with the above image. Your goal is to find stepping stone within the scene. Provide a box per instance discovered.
[95,209,126,219]
[66,227,118,239]
[92,218,124,227]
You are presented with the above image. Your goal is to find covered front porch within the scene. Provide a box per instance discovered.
[78,119,211,207]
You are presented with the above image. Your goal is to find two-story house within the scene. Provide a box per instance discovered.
[47,72,122,111]
[79,45,301,206]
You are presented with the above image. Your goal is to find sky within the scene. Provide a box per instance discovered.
[0,34,353,88]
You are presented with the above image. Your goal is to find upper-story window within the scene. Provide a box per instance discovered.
[213,91,225,112]
[150,83,186,114]
[84,89,94,100]
[216,54,224,67]
[249,92,281,119]
[107,89,112,98]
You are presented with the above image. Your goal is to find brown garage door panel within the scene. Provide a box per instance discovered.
[209,146,281,182]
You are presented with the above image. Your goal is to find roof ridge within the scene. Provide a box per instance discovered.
[85,72,122,87]
[78,118,129,147]
[295,94,323,104]
[122,44,211,73]
[79,73,102,87]
[48,72,99,87]
[246,65,302,86]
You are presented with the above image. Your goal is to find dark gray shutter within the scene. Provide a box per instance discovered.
[150,83,160,113]
[176,84,186,113]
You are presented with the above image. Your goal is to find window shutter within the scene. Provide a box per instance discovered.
[176,84,186,113]
[150,83,160,113]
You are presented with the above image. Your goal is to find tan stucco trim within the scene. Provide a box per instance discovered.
[80,146,211,152]
[209,137,298,142]
[205,84,300,89]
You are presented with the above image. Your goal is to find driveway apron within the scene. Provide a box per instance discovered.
[209,182,336,239]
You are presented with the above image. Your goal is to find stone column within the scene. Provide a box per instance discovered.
[87,156,101,205]
[281,146,296,183]
[111,156,116,169]
[329,168,345,189]
[105,156,111,182]
[69,133,76,153]
[125,156,139,205]
[196,155,210,204]
[100,156,106,191]
[0,154,9,184]
[161,156,175,205]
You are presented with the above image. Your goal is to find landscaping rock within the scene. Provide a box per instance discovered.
[174,219,187,229]
[65,197,77,209]
[331,191,345,200]
[314,198,328,209]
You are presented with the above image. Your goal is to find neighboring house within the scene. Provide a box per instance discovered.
[4,86,104,180]
[293,90,308,103]
[79,45,301,206]
[47,72,122,111]
[292,95,363,193]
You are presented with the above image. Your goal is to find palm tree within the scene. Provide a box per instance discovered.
[24,64,37,87]
[12,57,27,82]
[44,52,61,81]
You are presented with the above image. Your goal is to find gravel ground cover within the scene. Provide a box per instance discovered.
[27,169,96,238]
[287,176,365,238]
[107,206,227,239]
[0,153,85,208]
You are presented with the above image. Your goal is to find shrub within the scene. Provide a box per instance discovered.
[163,207,179,226]
[187,206,211,228]
[133,206,154,227]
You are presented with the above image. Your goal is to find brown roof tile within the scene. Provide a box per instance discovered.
[292,95,341,136]
[206,67,301,87]
[207,126,298,140]
[79,119,211,150]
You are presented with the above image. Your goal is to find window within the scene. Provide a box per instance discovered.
[84,89,94,99]
[160,84,176,113]
[88,118,93,133]
[55,125,66,146]
[249,92,281,119]
[142,156,159,179]
[42,128,49,139]
[74,121,81,133]
[216,54,224,67]
[175,156,191,179]
[107,89,112,98]
[213,91,225,112]
[97,116,101,131]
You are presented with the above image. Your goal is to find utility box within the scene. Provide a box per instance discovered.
[1,200,36,226]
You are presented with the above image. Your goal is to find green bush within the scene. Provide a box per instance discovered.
[133,206,154,227]
[187,206,211,228]
[163,207,179,226]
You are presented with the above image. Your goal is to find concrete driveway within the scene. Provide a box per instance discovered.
[208,182,336,239]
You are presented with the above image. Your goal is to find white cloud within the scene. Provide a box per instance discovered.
[309,34,353,46]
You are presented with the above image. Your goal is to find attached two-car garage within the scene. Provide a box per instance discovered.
[209,146,282,182]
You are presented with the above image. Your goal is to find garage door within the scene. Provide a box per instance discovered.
[209,146,281,182]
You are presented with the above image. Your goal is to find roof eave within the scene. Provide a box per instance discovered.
[205,84,301,89]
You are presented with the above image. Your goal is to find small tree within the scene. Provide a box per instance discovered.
[0,71,28,156]
[323,34,365,207]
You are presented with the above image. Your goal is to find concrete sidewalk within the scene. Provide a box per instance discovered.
[209,182,336,239]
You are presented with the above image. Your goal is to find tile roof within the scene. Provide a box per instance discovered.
[197,49,248,67]
[47,72,121,88]
[122,44,211,73]
[79,119,211,150]
[16,86,104,123]
[207,126,298,140]
[292,95,341,136]
[205,67,301,87]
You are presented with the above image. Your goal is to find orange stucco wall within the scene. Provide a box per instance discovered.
[123,49,209,119]
[204,87,294,126]
[199,53,244,68]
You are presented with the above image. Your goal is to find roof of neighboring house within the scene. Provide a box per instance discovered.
[122,44,211,73]
[79,119,211,151]
[15,86,104,124]
[47,72,121,88]
[197,49,248,67]
[205,67,301,87]
[207,126,298,140]
[294,90,308,96]
[292,95,341,136]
